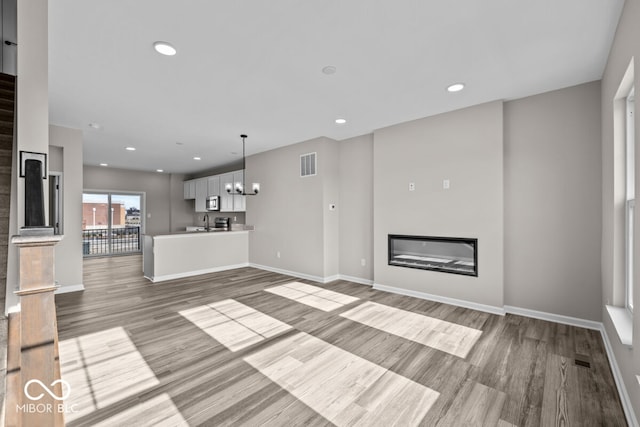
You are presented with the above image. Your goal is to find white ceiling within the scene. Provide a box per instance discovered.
[49,0,625,175]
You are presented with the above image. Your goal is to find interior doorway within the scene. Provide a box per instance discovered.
[48,173,62,235]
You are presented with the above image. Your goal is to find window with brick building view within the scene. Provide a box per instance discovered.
[82,193,142,256]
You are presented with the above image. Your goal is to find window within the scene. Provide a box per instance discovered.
[82,192,144,256]
[625,86,635,313]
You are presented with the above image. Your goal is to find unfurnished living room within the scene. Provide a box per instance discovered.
[1,0,639,426]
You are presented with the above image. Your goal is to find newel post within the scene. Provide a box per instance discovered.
[11,234,64,427]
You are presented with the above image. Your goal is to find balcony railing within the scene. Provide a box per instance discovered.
[82,226,141,256]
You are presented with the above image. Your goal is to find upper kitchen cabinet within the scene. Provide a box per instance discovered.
[207,176,220,197]
[219,172,234,212]
[232,170,246,212]
[186,170,246,213]
[183,179,196,199]
[219,171,246,212]
[194,178,208,212]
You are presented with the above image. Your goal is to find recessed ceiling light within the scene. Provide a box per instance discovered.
[125,147,136,151]
[99,163,108,167]
[156,169,164,173]
[322,65,337,75]
[447,83,465,92]
[88,122,102,130]
[335,118,347,124]
[153,41,177,56]
[193,156,201,161]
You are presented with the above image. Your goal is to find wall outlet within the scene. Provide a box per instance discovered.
[361,258,366,267]
[443,179,450,189]
[409,182,415,191]
[233,216,237,222]
[276,251,281,258]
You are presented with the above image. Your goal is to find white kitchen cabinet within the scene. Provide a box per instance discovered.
[207,176,220,197]
[183,179,196,199]
[219,172,234,212]
[232,170,246,212]
[194,178,208,212]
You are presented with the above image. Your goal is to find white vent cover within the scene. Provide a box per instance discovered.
[300,152,317,177]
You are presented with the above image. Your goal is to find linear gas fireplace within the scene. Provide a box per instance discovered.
[388,234,478,277]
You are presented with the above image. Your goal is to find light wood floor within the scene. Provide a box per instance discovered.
[55,255,627,426]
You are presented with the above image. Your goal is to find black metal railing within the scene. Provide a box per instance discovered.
[82,226,141,256]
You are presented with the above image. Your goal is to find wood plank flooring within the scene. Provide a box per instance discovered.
[55,255,628,426]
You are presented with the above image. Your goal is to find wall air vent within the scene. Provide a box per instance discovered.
[300,152,317,177]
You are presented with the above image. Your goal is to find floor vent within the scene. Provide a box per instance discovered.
[574,356,591,369]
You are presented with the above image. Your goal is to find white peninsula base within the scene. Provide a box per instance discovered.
[143,231,249,282]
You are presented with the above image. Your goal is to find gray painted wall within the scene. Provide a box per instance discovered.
[49,125,83,289]
[245,133,373,282]
[323,139,340,278]
[338,134,374,281]
[5,0,49,313]
[373,101,504,308]
[169,173,199,232]
[504,82,603,321]
[49,145,63,172]
[601,0,640,420]
[84,166,175,236]
[246,137,334,278]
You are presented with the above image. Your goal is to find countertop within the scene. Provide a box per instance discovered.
[145,225,254,238]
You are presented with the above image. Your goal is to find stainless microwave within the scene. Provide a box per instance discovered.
[206,196,220,211]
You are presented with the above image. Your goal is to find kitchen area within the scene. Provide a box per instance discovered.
[142,168,255,283]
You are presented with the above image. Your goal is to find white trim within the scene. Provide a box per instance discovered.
[605,305,633,346]
[504,305,602,331]
[337,274,374,286]
[54,284,85,294]
[248,265,374,286]
[250,263,328,283]
[152,230,249,239]
[148,263,249,283]
[600,324,639,427]
[372,283,505,315]
[324,274,340,283]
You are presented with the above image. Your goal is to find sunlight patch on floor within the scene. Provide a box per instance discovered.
[59,327,160,423]
[265,281,359,311]
[92,393,188,427]
[179,299,292,352]
[341,301,482,358]
[244,332,439,426]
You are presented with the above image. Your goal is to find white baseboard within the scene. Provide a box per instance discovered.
[503,305,601,331]
[600,325,639,427]
[372,283,506,315]
[250,263,329,283]
[369,283,637,424]
[149,263,249,283]
[249,264,374,286]
[54,284,85,294]
[324,274,340,283]
[337,274,374,286]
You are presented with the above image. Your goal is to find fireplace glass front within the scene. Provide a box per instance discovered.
[388,234,478,277]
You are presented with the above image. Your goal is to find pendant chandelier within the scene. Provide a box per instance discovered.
[225,134,260,196]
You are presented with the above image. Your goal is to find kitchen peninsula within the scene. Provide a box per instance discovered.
[143,230,250,282]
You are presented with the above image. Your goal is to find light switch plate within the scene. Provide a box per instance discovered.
[443,179,450,189]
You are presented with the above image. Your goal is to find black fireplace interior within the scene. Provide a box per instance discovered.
[388,234,478,277]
